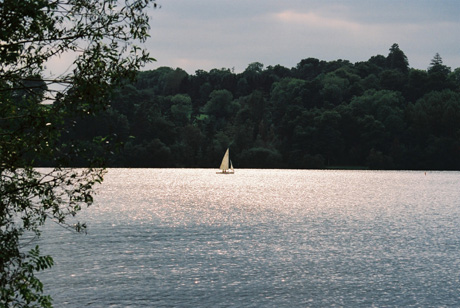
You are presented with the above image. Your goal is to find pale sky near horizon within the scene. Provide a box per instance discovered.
[143,0,460,74]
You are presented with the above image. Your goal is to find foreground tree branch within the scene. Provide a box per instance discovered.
[0,0,157,306]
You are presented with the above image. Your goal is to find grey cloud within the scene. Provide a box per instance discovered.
[146,0,460,74]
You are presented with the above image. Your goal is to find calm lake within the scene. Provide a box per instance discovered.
[38,169,460,307]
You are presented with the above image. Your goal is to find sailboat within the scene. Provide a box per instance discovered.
[216,148,234,174]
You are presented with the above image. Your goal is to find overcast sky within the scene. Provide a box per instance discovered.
[144,0,460,74]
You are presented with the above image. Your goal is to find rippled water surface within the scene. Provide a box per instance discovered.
[39,169,460,307]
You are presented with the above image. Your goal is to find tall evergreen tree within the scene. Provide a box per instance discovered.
[387,43,409,73]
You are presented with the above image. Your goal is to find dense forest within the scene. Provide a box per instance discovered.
[63,44,460,170]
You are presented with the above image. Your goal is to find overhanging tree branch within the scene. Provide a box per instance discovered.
[0,1,158,306]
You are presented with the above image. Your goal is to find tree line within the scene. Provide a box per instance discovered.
[62,44,460,170]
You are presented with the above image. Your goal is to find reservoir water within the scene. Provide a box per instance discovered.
[38,169,460,307]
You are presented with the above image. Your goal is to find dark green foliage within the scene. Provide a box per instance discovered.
[239,147,283,168]
[1,0,156,306]
[68,44,460,170]
[387,43,410,74]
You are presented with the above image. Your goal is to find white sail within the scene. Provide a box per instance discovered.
[217,148,234,174]
[219,148,230,170]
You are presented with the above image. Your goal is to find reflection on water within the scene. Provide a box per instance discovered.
[39,169,460,307]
